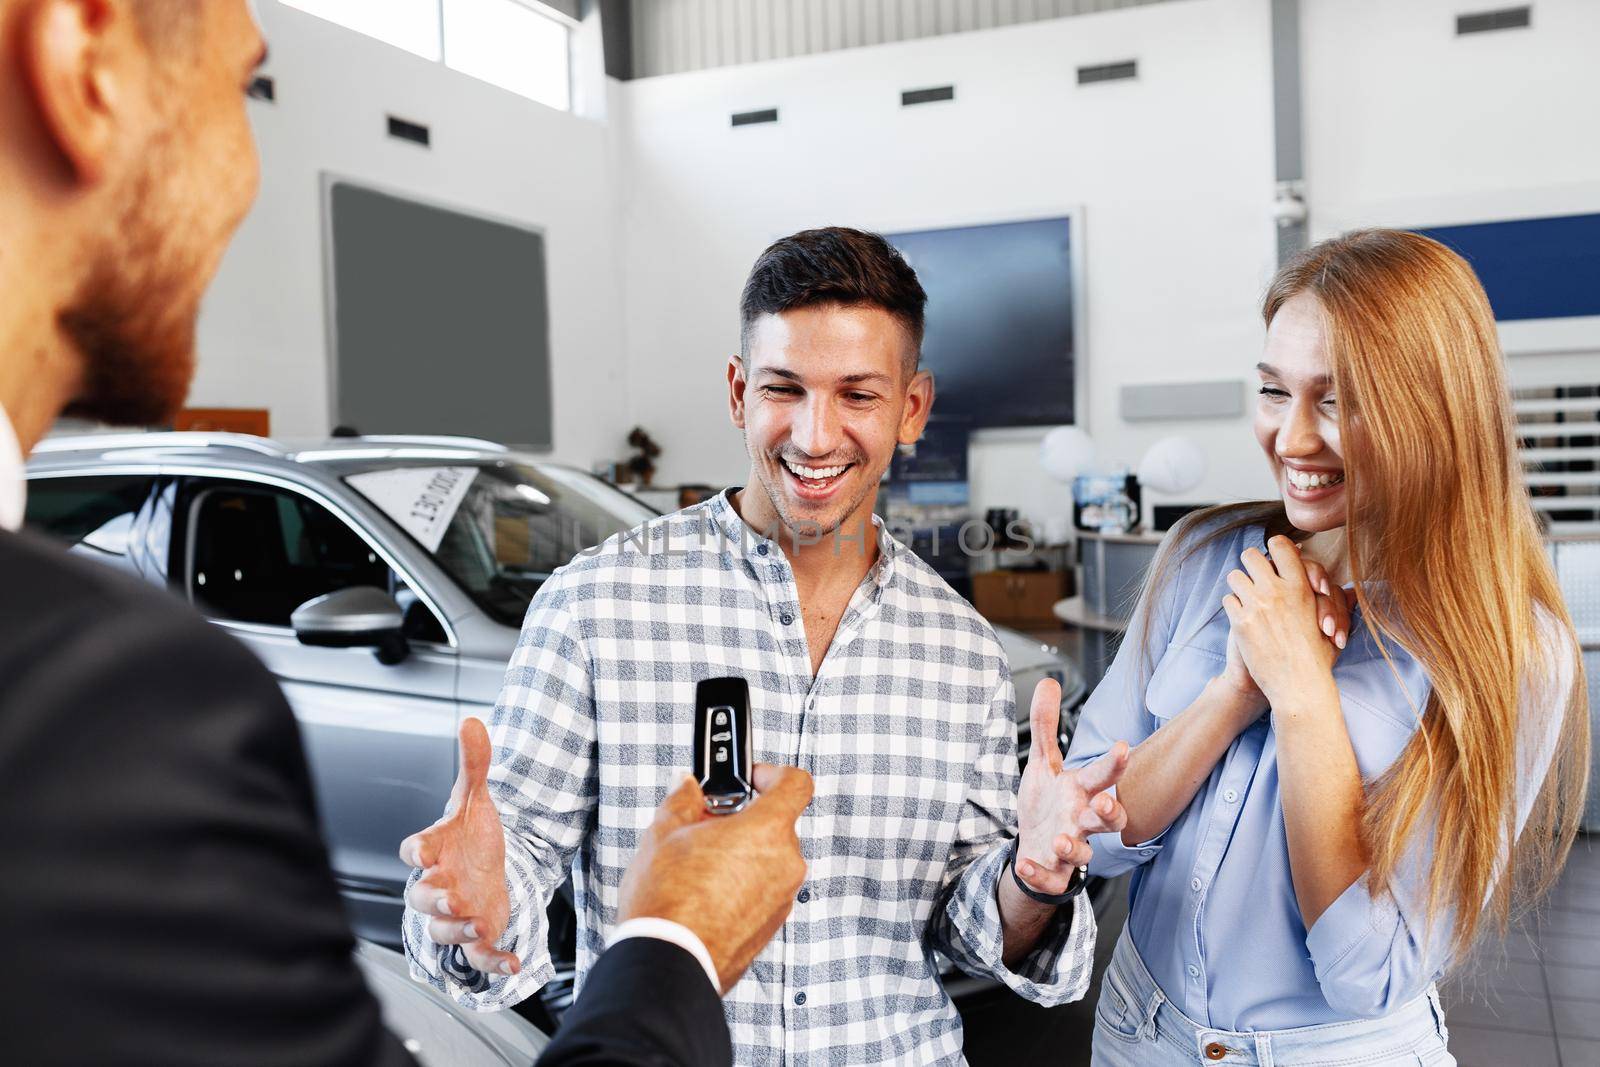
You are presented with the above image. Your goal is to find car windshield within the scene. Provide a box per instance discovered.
[342,459,659,627]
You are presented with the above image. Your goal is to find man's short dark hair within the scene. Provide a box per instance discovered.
[739,227,927,372]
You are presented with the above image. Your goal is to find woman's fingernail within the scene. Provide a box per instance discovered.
[438,898,452,917]
[463,922,478,940]
[1336,631,1347,650]
[1019,861,1032,877]
[1322,617,1335,637]
[499,960,515,975]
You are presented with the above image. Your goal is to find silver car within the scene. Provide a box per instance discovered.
[359,940,549,1064]
[25,432,1090,1018]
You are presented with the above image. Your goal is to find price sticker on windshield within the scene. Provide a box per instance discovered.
[347,466,478,553]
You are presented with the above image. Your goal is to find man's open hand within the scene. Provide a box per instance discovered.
[399,718,518,976]
[618,764,813,994]
[1014,679,1129,893]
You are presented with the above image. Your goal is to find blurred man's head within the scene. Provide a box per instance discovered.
[0,0,265,432]
[728,228,933,540]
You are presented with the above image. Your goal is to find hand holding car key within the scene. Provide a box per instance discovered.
[694,677,756,814]
[620,675,815,991]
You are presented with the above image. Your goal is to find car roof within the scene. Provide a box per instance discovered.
[29,431,550,472]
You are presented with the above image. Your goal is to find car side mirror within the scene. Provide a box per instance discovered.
[291,586,409,665]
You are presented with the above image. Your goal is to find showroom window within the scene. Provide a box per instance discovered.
[279,0,573,110]
[184,482,446,643]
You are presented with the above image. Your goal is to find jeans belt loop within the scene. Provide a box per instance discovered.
[1254,1031,1273,1067]
[1139,986,1165,1041]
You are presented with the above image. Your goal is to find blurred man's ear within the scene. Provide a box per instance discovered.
[727,355,749,430]
[18,0,132,185]
[897,368,934,446]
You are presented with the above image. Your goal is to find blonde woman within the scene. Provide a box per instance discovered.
[1067,229,1588,1066]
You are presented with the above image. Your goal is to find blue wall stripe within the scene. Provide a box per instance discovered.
[1416,212,1600,322]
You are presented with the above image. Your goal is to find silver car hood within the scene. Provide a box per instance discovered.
[992,625,1070,675]
[356,942,548,1066]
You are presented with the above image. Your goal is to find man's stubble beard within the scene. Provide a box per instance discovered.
[59,124,207,427]
[748,442,884,543]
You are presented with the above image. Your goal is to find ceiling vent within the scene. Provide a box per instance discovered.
[1078,60,1138,85]
[902,86,955,107]
[731,108,779,127]
[1456,6,1532,34]
[387,116,431,147]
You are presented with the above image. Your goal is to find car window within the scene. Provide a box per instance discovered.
[184,481,447,643]
[24,475,169,582]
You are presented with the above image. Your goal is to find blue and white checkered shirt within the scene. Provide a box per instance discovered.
[404,489,1097,1065]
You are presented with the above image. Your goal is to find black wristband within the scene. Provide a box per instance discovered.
[1007,837,1087,906]
[443,945,492,993]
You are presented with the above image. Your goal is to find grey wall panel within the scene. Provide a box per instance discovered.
[628,0,1177,78]
[1119,380,1245,422]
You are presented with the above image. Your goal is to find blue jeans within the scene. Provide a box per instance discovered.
[1091,930,1456,1066]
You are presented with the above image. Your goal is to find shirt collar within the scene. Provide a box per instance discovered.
[0,401,25,533]
[707,487,898,588]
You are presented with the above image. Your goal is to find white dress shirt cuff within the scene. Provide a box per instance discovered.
[0,401,25,533]
[608,917,720,994]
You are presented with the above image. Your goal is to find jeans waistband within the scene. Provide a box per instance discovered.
[1105,930,1449,1065]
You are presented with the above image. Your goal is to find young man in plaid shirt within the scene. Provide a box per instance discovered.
[402,227,1130,1065]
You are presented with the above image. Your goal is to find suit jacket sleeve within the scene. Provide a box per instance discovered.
[536,938,732,1067]
[0,547,415,1067]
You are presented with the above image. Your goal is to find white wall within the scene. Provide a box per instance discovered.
[193,0,1600,512]
[192,2,632,469]
[1300,0,1600,384]
[616,0,1283,531]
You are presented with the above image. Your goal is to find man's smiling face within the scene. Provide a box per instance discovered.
[730,302,932,539]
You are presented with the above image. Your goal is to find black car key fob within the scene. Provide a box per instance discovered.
[693,677,754,815]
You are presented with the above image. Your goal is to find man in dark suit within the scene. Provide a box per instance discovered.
[0,2,808,1064]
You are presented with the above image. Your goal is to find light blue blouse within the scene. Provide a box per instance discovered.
[1065,520,1564,1031]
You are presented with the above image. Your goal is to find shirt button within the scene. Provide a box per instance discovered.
[1191,877,1203,892]
[1187,964,1201,979]
[1223,789,1239,803]
[794,991,807,1005]
[797,888,811,903]
[757,543,769,556]
[1139,848,1155,857]
[780,612,794,625]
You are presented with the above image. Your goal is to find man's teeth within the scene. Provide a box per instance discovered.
[784,459,849,480]
[1287,469,1345,490]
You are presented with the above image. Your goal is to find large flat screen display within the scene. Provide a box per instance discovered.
[328,181,553,448]
[886,216,1075,428]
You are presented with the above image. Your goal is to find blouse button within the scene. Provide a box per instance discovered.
[1191,877,1203,892]
[1139,848,1155,857]
[757,543,769,556]
[1223,789,1239,803]
[1187,964,1201,978]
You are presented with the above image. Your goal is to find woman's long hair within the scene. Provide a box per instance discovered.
[1135,229,1588,959]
